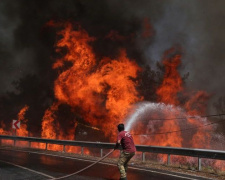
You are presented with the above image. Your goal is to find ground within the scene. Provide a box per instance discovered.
[1,146,223,180]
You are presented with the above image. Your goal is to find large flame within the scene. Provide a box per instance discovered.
[151,48,211,149]
[52,23,141,140]
[128,47,217,166]
[0,20,223,171]
[156,51,183,105]
[154,49,183,147]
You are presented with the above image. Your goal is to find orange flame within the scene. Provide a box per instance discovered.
[41,102,59,139]
[13,105,29,147]
[1,20,224,171]
[156,51,183,105]
[184,91,212,148]
[41,102,62,151]
[17,105,29,137]
[53,22,141,141]
[0,122,11,145]
[41,102,78,151]
[132,48,211,162]
[154,49,183,148]
[0,122,8,135]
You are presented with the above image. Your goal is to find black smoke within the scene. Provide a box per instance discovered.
[0,0,224,137]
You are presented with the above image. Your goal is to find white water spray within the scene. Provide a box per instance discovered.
[124,101,224,150]
[125,101,184,131]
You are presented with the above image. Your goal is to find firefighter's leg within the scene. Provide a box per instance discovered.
[124,152,135,172]
[117,151,127,178]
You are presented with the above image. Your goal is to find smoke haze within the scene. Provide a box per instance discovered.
[0,0,224,121]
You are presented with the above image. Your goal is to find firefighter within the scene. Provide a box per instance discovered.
[114,123,136,180]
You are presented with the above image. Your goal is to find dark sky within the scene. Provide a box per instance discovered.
[0,0,225,113]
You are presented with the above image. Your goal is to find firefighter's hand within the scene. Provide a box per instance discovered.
[114,143,119,150]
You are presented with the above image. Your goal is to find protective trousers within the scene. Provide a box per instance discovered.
[117,151,135,179]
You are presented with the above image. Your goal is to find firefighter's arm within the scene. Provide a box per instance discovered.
[114,140,121,150]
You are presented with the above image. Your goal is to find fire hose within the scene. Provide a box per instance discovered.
[49,149,115,180]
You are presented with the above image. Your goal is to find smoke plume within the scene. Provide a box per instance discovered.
[0,0,225,136]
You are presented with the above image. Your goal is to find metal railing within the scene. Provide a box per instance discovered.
[0,135,225,171]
